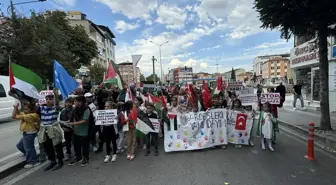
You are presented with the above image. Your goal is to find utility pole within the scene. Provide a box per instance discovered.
[152,56,157,87]
[150,40,169,85]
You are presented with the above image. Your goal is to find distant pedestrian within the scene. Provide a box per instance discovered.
[13,102,40,169]
[293,81,306,110]
[275,82,286,107]
[145,103,159,156]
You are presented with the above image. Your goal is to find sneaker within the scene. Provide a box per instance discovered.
[249,140,255,147]
[104,155,111,163]
[92,146,98,152]
[33,162,41,167]
[261,145,266,150]
[52,162,64,171]
[154,151,159,156]
[268,145,275,152]
[81,158,89,167]
[293,107,297,110]
[64,154,71,161]
[129,154,135,161]
[126,154,131,160]
[221,145,227,149]
[111,155,117,162]
[24,164,34,169]
[69,158,82,166]
[44,162,56,171]
[301,107,307,110]
[144,151,150,156]
[143,145,147,150]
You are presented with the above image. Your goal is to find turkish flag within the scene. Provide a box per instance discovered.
[235,113,247,130]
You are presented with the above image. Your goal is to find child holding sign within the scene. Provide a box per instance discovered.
[103,101,118,163]
[145,103,159,156]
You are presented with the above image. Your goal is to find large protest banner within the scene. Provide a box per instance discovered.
[164,109,228,152]
[95,109,118,125]
[260,93,280,104]
[227,110,254,145]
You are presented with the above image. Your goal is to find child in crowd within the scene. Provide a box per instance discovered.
[228,93,237,109]
[218,92,228,108]
[145,103,159,156]
[231,99,244,148]
[120,101,137,160]
[58,97,74,161]
[116,101,125,154]
[210,94,221,109]
[103,101,118,163]
[134,97,146,150]
[13,103,40,169]
[256,102,277,152]
[69,96,91,166]
[37,89,64,171]
[167,96,178,113]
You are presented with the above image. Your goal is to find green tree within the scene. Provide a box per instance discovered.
[146,74,160,82]
[140,73,146,81]
[254,0,336,130]
[0,11,98,82]
[88,63,105,83]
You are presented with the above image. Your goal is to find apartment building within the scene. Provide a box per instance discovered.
[67,11,116,67]
[167,67,193,84]
[262,57,290,79]
[117,62,141,85]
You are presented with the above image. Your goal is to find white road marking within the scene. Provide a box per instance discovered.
[2,162,47,185]
[0,144,38,163]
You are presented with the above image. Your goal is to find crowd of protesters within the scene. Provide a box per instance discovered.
[11,82,281,171]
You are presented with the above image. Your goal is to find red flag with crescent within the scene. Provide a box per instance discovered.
[235,113,247,130]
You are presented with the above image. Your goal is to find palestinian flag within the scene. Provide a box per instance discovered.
[212,77,223,96]
[103,62,122,89]
[135,107,155,135]
[256,111,265,137]
[9,63,43,101]
[148,93,163,111]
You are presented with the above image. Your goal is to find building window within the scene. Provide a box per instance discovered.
[271,67,274,69]
[277,66,280,69]
[271,73,274,75]
[277,72,280,75]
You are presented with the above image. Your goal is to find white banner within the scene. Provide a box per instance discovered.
[227,110,254,145]
[164,109,228,152]
[261,93,280,105]
[95,109,118,125]
[239,94,258,106]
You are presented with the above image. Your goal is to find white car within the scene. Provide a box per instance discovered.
[0,75,16,122]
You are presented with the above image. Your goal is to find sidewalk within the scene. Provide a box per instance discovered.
[278,105,336,153]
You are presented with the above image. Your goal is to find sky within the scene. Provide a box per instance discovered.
[2,0,294,77]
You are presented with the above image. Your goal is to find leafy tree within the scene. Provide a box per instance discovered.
[146,74,160,82]
[254,0,336,130]
[0,11,98,82]
[88,62,105,83]
[231,68,236,80]
[140,73,146,81]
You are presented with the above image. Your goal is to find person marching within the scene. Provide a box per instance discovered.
[120,101,137,160]
[58,97,74,161]
[68,96,91,166]
[145,103,159,156]
[37,88,64,171]
[256,102,277,152]
[103,101,118,163]
[13,102,40,168]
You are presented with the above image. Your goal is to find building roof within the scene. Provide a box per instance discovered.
[117,62,133,65]
[97,25,116,38]
[88,20,106,39]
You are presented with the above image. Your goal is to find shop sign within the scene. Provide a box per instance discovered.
[290,40,319,68]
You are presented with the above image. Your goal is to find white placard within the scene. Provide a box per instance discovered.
[95,109,118,125]
[150,118,160,133]
[239,94,258,106]
[260,93,280,105]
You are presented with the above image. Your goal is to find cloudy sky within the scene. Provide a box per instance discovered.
[4,0,293,76]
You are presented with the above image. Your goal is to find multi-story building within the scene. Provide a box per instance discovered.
[262,57,290,80]
[253,54,290,81]
[167,67,193,84]
[117,62,140,85]
[67,11,116,67]
[222,68,246,81]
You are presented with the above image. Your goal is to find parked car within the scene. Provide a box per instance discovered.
[0,75,16,122]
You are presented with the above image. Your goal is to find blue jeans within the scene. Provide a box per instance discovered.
[16,133,38,164]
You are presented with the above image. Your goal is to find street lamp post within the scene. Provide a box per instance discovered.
[150,40,169,86]
[211,56,222,74]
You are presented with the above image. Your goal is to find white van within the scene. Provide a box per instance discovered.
[0,75,16,122]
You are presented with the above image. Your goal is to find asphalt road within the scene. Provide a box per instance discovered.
[0,120,22,158]
[1,131,336,185]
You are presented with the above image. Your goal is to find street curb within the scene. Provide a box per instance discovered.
[0,158,25,180]
[278,120,336,155]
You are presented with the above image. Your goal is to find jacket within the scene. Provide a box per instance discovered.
[16,113,40,133]
[38,121,64,146]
